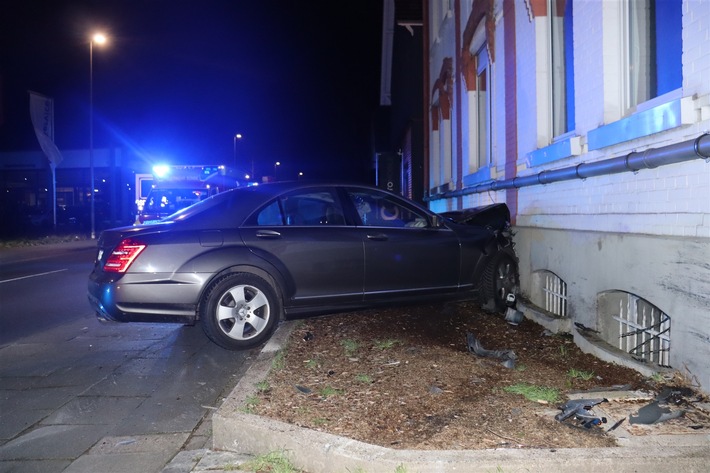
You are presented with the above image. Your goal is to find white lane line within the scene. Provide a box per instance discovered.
[0,269,68,284]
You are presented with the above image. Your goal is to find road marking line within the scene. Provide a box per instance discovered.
[0,269,67,284]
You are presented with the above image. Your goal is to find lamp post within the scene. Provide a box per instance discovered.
[233,133,242,171]
[89,32,107,239]
[274,161,281,181]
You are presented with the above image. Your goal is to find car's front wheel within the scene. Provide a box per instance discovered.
[200,273,280,350]
[479,250,519,312]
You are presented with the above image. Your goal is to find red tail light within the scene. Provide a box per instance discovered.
[103,239,146,273]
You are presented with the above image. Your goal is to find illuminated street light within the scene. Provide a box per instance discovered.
[89,32,107,239]
[233,133,242,171]
[273,161,281,181]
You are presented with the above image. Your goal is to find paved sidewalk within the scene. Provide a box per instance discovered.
[0,239,256,473]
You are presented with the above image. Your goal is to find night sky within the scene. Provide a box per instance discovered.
[0,1,384,181]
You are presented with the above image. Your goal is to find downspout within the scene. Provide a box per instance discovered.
[426,133,710,200]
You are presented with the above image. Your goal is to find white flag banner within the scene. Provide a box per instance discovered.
[29,91,64,167]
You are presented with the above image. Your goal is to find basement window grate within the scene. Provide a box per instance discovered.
[543,272,567,317]
[613,294,671,367]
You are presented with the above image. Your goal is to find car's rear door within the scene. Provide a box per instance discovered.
[240,187,364,307]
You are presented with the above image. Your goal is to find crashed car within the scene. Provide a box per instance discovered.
[88,182,518,350]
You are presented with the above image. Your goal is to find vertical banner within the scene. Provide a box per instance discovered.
[29,91,64,167]
[29,91,64,227]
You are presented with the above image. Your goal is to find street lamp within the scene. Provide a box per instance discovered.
[233,133,242,171]
[273,161,281,181]
[89,32,107,239]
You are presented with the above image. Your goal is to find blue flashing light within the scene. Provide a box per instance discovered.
[153,165,170,178]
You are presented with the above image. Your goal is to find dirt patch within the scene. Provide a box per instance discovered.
[252,302,705,450]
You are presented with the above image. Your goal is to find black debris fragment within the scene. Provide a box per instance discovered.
[466,332,516,369]
[295,385,311,394]
[607,417,626,432]
[574,322,600,333]
[555,398,608,429]
[629,401,684,424]
[629,387,689,425]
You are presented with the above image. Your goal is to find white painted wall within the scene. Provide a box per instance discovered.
[427,0,710,393]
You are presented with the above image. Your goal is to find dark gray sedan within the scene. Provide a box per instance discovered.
[88,182,517,350]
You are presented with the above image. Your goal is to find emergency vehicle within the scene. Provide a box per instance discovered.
[135,165,240,224]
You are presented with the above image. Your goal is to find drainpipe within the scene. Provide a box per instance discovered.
[428,133,710,200]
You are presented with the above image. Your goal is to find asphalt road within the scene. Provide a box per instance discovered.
[0,244,96,344]
[0,241,256,472]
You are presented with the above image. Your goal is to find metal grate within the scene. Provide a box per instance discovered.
[543,272,567,317]
[613,295,671,367]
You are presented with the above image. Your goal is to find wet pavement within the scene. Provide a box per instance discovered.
[0,239,255,473]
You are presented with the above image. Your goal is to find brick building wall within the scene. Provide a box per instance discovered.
[425,0,710,393]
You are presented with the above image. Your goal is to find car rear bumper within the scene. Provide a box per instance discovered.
[87,271,205,324]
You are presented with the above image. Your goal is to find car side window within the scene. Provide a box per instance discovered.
[346,189,429,228]
[253,189,346,226]
[256,201,283,225]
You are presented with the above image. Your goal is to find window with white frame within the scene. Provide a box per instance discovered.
[430,0,453,45]
[431,58,454,190]
[430,1,439,44]
[429,102,441,189]
[548,0,575,137]
[464,24,491,177]
[622,0,681,112]
[439,108,453,187]
[475,45,490,170]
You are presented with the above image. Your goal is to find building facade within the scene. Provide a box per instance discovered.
[424,0,710,392]
[0,147,146,237]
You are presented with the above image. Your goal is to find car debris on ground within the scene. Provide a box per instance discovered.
[555,398,608,429]
[466,332,516,368]
[629,386,695,425]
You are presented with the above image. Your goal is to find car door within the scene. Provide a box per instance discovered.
[344,188,461,299]
[240,187,364,308]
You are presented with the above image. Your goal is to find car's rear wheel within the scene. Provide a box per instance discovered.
[200,273,280,350]
[480,250,519,312]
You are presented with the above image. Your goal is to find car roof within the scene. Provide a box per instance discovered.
[164,181,433,227]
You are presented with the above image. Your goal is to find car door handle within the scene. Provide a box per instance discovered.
[256,230,282,239]
[366,233,389,241]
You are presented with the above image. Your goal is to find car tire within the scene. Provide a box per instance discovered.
[479,250,519,312]
[200,273,281,350]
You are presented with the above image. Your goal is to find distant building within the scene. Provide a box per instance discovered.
[0,147,147,237]
[424,0,710,393]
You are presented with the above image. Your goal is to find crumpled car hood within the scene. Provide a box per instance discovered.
[440,203,511,231]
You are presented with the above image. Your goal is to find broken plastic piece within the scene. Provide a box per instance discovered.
[629,401,685,425]
[466,332,516,369]
[607,417,626,432]
[556,398,608,429]
[505,307,524,325]
[574,322,599,333]
[629,387,689,425]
